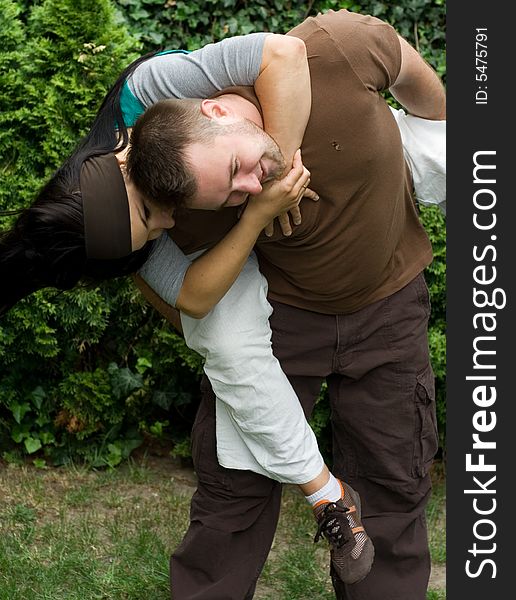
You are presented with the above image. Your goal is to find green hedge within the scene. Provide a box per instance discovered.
[0,0,446,467]
[115,0,446,81]
[0,0,202,466]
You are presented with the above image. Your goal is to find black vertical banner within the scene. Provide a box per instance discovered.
[447,1,514,597]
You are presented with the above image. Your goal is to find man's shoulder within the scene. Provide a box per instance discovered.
[288,9,400,92]
[288,9,394,41]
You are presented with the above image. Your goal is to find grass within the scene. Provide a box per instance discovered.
[427,469,447,565]
[0,456,446,599]
[426,592,446,600]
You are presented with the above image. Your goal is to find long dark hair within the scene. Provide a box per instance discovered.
[0,51,158,317]
[77,51,157,153]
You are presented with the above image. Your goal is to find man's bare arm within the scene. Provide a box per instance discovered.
[389,36,446,121]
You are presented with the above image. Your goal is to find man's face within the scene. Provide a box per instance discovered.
[185,119,286,210]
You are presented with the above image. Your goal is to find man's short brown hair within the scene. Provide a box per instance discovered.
[127,99,223,208]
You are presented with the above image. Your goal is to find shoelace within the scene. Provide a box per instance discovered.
[314,501,354,551]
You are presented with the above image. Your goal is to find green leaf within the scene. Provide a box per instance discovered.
[11,423,30,444]
[149,420,169,437]
[30,386,46,410]
[151,391,174,410]
[39,431,56,445]
[109,363,143,400]
[135,356,152,374]
[35,414,51,427]
[120,436,142,458]
[10,402,31,424]
[24,436,42,454]
[106,442,123,467]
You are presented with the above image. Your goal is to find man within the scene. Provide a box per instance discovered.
[131,9,445,600]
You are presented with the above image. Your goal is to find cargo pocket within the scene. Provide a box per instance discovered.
[191,408,232,491]
[412,365,439,478]
[191,402,279,533]
[191,380,231,491]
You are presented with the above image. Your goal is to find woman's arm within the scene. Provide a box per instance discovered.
[255,35,311,170]
[255,35,313,237]
[136,35,315,316]
[129,33,311,165]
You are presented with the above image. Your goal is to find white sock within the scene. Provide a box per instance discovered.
[304,472,342,506]
[307,475,368,559]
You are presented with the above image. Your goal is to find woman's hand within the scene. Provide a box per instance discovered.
[242,150,318,235]
[264,186,319,237]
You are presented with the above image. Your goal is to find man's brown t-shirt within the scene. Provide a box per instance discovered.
[170,10,433,314]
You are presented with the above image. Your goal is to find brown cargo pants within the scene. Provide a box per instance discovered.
[170,273,438,600]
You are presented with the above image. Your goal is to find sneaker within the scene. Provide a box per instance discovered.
[313,481,374,585]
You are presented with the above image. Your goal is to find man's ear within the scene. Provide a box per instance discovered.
[200,99,234,122]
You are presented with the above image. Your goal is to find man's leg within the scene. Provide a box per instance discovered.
[327,273,437,600]
[170,380,282,600]
[268,273,438,600]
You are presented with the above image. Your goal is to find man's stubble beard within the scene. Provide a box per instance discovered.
[234,118,287,181]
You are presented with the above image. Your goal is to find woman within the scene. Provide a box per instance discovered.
[0,32,373,586]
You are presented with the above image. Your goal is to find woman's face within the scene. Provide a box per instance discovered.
[124,170,176,251]
[116,147,176,251]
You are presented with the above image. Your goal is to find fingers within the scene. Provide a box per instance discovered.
[283,150,309,188]
[278,212,292,236]
[296,178,309,200]
[291,148,303,169]
[264,210,296,237]
[292,171,311,202]
[303,187,320,202]
[263,197,316,237]
[259,150,319,237]
[290,206,302,226]
[287,187,317,232]
[262,186,318,237]
[264,214,293,237]
[287,152,319,201]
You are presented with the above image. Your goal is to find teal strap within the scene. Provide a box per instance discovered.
[120,49,191,127]
[120,81,146,127]
[156,49,190,57]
